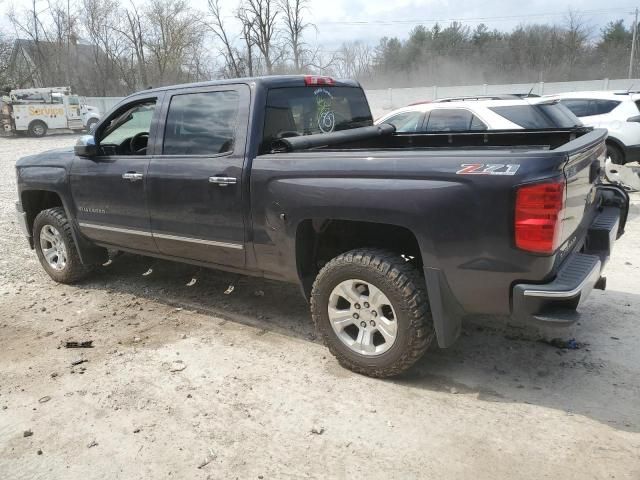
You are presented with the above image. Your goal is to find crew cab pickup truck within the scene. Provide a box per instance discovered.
[15,75,630,377]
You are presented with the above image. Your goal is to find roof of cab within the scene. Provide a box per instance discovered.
[134,75,361,95]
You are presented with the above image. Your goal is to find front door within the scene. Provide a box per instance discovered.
[64,95,83,129]
[70,94,163,252]
[146,85,249,266]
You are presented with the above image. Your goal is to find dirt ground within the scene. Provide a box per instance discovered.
[1,134,639,480]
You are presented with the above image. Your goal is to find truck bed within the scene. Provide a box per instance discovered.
[251,127,618,347]
[271,126,592,153]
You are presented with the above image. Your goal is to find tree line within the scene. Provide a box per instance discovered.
[0,0,637,96]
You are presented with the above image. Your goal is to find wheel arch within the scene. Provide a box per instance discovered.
[20,188,107,264]
[21,189,64,239]
[295,218,463,349]
[605,137,625,162]
[295,218,424,300]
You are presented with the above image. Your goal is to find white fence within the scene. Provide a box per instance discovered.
[84,77,640,119]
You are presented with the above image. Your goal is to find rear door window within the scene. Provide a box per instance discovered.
[470,115,488,131]
[262,86,372,152]
[425,109,486,132]
[163,90,239,155]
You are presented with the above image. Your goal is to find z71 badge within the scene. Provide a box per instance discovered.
[456,163,520,176]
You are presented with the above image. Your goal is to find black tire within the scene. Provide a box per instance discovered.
[33,207,93,284]
[607,142,625,165]
[86,119,98,133]
[311,248,434,378]
[28,120,47,137]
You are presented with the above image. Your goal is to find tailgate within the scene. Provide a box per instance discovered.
[558,130,607,250]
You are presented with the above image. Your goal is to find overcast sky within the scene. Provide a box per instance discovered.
[213,0,638,49]
[2,0,637,49]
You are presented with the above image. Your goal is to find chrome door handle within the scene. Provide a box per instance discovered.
[122,172,143,182]
[209,176,237,186]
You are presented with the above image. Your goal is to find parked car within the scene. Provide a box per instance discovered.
[15,75,629,378]
[375,97,582,133]
[548,91,640,164]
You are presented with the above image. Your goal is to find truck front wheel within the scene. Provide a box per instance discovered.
[28,120,47,137]
[311,248,434,377]
[86,118,98,132]
[33,207,93,283]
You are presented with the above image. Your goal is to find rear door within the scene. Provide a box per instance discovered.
[146,84,249,266]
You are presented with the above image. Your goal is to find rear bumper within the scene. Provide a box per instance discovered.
[511,203,623,326]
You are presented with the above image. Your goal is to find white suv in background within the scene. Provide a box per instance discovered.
[375,95,582,136]
[548,91,640,164]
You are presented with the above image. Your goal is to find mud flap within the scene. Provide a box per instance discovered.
[424,267,465,348]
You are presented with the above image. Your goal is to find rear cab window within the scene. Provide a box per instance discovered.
[489,103,581,129]
[261,86,373,153]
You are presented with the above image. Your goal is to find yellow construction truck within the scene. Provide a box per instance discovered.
[1,86,101,137]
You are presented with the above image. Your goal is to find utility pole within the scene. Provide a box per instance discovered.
[629,7,638,79]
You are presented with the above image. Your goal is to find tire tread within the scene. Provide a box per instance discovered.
[311,248,434,378]
[34,207,93,284]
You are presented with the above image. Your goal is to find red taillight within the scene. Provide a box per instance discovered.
[515,180,565,254]
[304,75,335,86]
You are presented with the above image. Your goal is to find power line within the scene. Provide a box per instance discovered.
[308,7,635,26]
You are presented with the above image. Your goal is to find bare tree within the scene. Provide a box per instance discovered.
[121,2,149,88]
[279,0,313,72]
[82,0,136,94]
[240,0,279,74]
[333,41,373,79]
[236,6,258,76]
[205,0,241,77]
[144,0,206,85]
[563,9,591,80]
[0,31,14,88]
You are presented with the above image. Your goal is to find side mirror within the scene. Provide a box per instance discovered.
[75,135,98,158]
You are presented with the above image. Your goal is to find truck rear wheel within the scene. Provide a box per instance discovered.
[311,248,434,378]
[33,207,93,284]
[29,120,47,137]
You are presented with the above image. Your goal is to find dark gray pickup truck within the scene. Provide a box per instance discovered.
[15,75,629,377]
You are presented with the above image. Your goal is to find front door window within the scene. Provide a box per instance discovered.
[99,100,156,155]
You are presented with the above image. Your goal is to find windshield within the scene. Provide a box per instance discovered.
[261,86,373,153]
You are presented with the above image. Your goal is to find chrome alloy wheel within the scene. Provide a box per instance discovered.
[328,279,398,356]
[39,225,68,271]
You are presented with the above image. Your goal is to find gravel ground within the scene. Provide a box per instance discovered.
[1,134,639,479]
